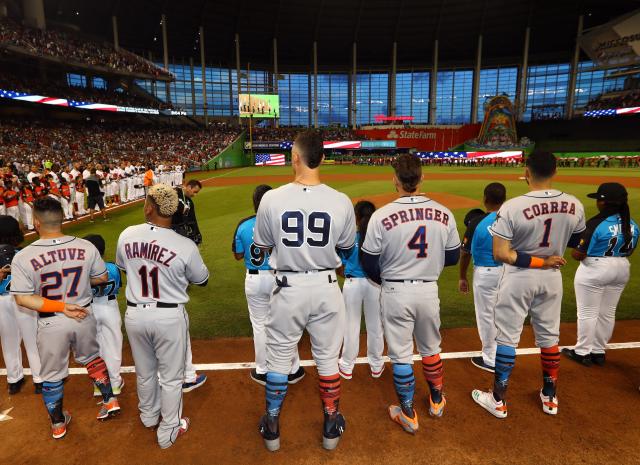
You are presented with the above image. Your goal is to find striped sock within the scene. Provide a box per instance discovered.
[494,345,516,401]
[392,363,416,418]
[421,354,444,404]
[540,345,560,397]
[265,372,288,416]
[86,357,114,403]
[318,374,341,415]
[42,380,64,424]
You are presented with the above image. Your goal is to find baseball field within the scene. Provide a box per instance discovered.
[2,164,640,464]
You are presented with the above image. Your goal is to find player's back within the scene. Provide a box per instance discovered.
[11,236,105,306]
[491,190,585,257]
[363,196,460,281]
[92,262,122,298]
[254,183,356,271]
[469,212,500,267]
[233,216,271,271]
[585,214,639,257]
[116,223,209,304]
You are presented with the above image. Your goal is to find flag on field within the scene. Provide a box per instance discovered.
[255,153,286,166]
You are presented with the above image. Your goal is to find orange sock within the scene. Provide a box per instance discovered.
[318,374,341,415]
[422,354,444,402]
[540,346,560,397]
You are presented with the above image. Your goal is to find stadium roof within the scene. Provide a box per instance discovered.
[40,0,640,70]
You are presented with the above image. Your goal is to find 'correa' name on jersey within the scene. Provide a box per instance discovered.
[123,241,178,267]
[523,200,577,220]
[382,207,450,230]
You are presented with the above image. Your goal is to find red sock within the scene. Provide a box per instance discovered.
[422,354,444,401]
[540,346,560,396]
[318,374,341,414]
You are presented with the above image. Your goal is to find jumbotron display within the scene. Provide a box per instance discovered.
[239,93,279,118]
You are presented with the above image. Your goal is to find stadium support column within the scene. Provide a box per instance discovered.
[112,16,119,51]
[517,26,530,121]
[189,57,196,117]
[429,39,438,124]
[161,14,171,105]
[200,26,208,125]
[351,42,357,129]
[22,0,45,29]
[235,33,241,125]
[566,15,583,120]
[390,41,397,117]
[313,41,318,128]
[273,38,279,128]
[471,34,483,124]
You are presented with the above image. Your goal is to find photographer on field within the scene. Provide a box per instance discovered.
[171,179,203,245]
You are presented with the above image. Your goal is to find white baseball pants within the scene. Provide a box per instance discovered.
[75,192,86,214]
[0,295,42,383]
[6,206,19,221]
[245,270,300,375]
[60,197,74,219]
[119,180,127,202]
[92,296,123,389]
[338,277,384,375]
[472,266,502,366]
[20,202,33,230]
[573,257,630,356]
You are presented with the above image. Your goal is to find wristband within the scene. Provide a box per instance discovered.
[514,252,544,268]
[40,298,65,313]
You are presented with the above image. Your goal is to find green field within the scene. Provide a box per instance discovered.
[51,165,640,339]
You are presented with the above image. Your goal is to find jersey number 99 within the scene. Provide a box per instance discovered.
[281,211,331,248]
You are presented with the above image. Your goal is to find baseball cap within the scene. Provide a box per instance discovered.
[464,208,486,227]
[587,183,627,202]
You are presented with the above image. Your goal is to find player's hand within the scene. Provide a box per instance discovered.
[458,279,469,293]
[542,256,566,269]
[62,304,88,321]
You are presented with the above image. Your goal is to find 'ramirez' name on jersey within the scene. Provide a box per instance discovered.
[490,190,586,257]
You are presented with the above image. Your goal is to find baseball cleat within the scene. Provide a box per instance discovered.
[97,397,121,421]
[471,356,495,373]
[51,411,72,439]
[250,369,267,386]
[590,353,606,366]
[371,365,385,378]
[259,414,280,452]
[388,405,419,434]
[338,367,353,380]
[160,418,190,449]
[113,379,125,396]
[34,382,43,395]
[8,377,25,395]
[322,412,346,450]
[540,390,558,415]
[182,373,207,393]
[93,384,101,397]
[429,394,446,417]
[288,367,306,385]
[561,348,592,367]
[471,389,507,419]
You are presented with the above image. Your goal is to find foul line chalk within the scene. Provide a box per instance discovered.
[2,342,640,377]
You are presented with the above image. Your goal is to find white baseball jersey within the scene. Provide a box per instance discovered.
[10,236,107,306]
[116,223,209,304]
[254,183,356,271]
[362,196,460,280]
[490,189,586,257]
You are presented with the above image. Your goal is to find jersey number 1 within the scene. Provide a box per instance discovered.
[138,265,160,299]
[408,226,428,258]
[539,218,552,247]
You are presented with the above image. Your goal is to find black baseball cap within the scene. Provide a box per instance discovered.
[464,208,486,227]
[587,183,628,202]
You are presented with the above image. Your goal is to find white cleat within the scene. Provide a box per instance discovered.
[471,389,508,419]
[540,390,558,415]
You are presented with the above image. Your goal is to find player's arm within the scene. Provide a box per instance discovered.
[186,246,210,287]
[232,221,245,261]
[492,236,566,269]
[14,294,88,321]
[444,214,461,267]
[90,272,108,286]
[458,250,472,293]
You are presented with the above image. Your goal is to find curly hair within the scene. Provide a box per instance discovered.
[147,184,179,218]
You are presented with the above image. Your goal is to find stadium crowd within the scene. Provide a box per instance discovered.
[0,119,239,168]
[0,72,176,110]
[585,90,640,111]
[0,18,171,78]
[252,126,359,141]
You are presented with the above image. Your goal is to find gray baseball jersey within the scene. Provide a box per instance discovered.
[490,189,586,256]
[254,183,356,271]
[10,236,107,306]
[116,223,209,304]
[362,196,460,281]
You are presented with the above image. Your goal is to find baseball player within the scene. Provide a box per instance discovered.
[232,184,305,386]
[75,176,87,216]
[472,151,585,418]
[254,130,355,451]
[459,183,507,372]
[338,200,385,380]
[4,180,20,221]
[84,234,124,395]
[0,215,42,394]
[361,154,460,434]
[116,184,209,449]
[563,183,638,366]
[19,181,35,231]
[10,197,120,439]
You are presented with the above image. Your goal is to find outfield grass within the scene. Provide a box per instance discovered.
[53,165,640,339]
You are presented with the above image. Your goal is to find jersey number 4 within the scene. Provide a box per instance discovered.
[408,226,429,258]
[281,211,331,247]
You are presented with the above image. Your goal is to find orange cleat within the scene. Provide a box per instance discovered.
[388,405,419,434]
[51,411,72,439]
[97,397,121,421]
